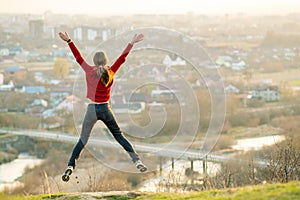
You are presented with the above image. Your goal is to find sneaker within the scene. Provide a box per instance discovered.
[62,166,73,182]
[135,160,147,172]
[66,166,74,174]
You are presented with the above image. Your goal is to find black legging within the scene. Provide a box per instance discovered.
[67,103,140,168]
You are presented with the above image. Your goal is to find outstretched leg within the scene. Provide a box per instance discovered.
[102,107,139,161]
[67,104,98,168]
[100,104,147,172]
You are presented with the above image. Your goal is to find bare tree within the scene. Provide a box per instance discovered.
[264,137,300,183]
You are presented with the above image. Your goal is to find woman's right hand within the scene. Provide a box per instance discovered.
[59,32,71,42]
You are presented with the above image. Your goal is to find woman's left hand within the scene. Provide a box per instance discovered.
[130,33,144,44]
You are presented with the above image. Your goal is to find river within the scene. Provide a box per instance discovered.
[231,135,285,151]
[0,153,43,192]
[139,159,220,192]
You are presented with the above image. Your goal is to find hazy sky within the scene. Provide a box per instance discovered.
[1,0,299,15]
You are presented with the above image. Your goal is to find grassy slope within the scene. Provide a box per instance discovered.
[0,181,299,200]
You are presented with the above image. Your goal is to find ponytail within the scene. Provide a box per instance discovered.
[96,67,114,87]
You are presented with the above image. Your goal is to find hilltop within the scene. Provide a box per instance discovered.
[1,181,299,200]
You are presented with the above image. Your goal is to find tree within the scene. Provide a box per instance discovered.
[53,58,70,79]
[263,137,300,183]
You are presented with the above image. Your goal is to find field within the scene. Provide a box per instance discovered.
[1,181,299,200]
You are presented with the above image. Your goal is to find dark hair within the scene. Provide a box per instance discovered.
[93,51,108,67]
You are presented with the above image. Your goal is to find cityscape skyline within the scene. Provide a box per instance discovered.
[1,0,300,16]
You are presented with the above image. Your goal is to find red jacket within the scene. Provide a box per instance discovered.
[68,41,133,102]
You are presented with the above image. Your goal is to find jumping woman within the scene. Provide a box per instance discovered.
[58,32,147,182]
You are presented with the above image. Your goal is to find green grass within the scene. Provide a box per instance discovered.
[0,132,8,137]
[134,181,300,200]
[1,181,299,200]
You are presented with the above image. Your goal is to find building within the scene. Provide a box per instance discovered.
[25,99,48,116]
[231,60,246,71]
[248,86,280,101]
[151,89,177,103]
[73,26,97,41]
[0,80,14,91]
[16,86,46,94]
[224,83,240,94]
[72,26,115,42]
[99,28,114,41]
[0,47,9,56]
[4,66,28,81]
[163,54,186,67]
[0,73,3,85]
[112,102,145,114]
[29,20,44,39]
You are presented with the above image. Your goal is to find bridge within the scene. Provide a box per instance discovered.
[0,128,267,168]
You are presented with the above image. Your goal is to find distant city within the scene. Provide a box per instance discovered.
[1,12,300,130]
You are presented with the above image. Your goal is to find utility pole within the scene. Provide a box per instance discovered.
[191,160,194,185]
[203,156,208,188]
